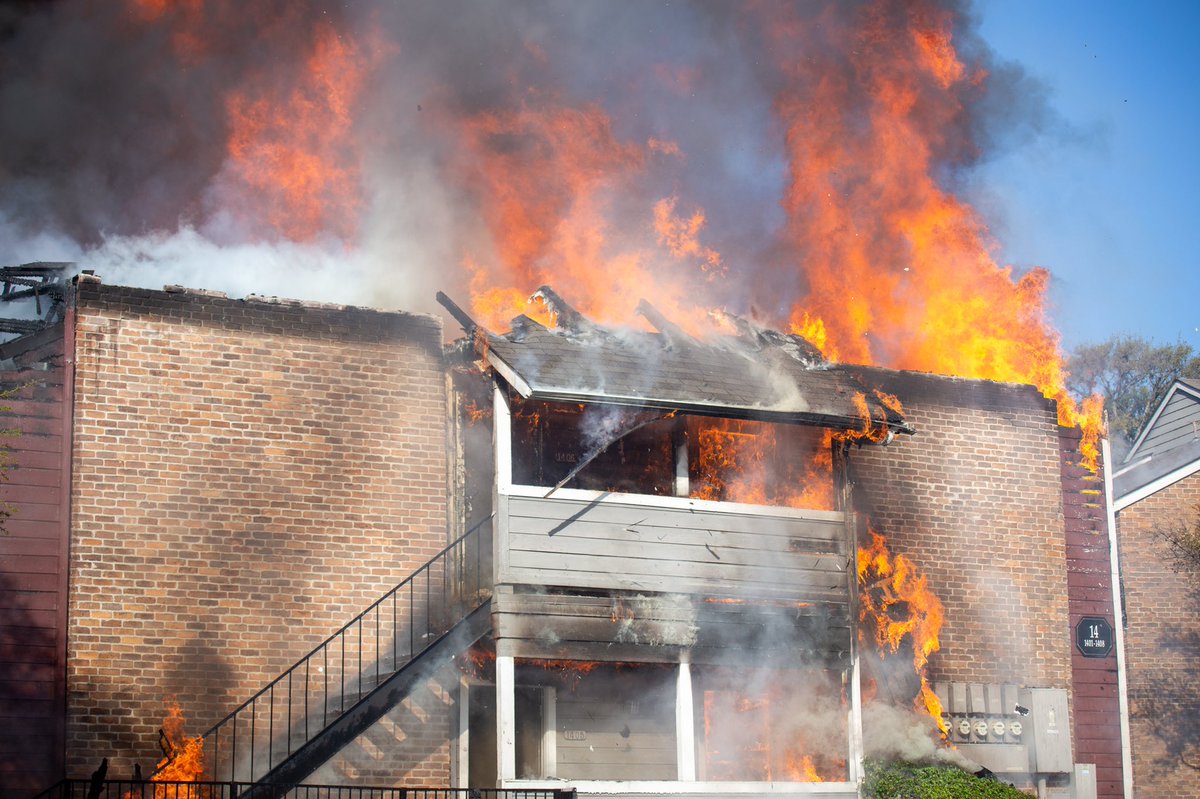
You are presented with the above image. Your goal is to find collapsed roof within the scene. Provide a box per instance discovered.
[439,287,913,437]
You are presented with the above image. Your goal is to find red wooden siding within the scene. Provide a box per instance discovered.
[0,321,71,798]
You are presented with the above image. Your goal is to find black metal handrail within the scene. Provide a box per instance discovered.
[197,516,494,785]
[32,781,568,799]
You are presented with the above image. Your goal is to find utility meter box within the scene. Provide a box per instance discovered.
[1072,763,1098,799]
[1021,687,1073,774]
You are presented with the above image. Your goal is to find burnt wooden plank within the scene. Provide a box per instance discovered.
[495,613,697,648]
[497,639,682,663]
[509,516,848,552]
[502,554,848,599]
[502,493,852,600]
[507,531,846,572]
[498,591,694,617]
[508,493,844,538]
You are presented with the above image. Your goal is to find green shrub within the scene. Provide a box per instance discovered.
[862,760,1031,799]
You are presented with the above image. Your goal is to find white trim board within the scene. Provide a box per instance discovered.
[1113,458,1200,512]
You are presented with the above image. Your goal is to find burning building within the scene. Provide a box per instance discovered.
[0,271,1133,799]
[0,2,1152,797]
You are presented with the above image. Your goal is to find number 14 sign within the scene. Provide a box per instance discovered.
[1075,616,1114,658]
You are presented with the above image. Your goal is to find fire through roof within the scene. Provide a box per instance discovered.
[439,287,914,437]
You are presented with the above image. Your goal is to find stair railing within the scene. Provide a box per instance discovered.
[199,515,494,784]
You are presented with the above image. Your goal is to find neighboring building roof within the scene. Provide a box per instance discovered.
[1114,378,1200,508]
[439,287,913,436]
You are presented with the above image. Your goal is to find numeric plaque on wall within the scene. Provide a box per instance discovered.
[1075,616,1114,658]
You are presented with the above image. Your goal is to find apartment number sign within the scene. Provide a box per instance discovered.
[1075,616,1114,658]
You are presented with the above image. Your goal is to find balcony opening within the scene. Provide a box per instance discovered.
[509,397,835,510]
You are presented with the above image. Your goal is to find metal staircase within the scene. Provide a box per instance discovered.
[196,516,494,795]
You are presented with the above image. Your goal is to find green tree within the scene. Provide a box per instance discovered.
[1067,336,1200,458]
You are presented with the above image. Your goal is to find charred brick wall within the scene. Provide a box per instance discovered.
[1059,427,1123,799]
[0,323,72,798]
[850,370,1071,691]
[65,279,453,783]
[1116,470,1200,799]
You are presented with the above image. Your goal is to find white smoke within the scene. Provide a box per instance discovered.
[862,700,981,772]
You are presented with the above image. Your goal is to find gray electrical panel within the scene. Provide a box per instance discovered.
[1022,687,1073,774]
[934,682,1073,777]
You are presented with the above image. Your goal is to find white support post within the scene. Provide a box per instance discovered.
[455,677,470,789]
[676,659,696,781]
[494,384,513,489]
[542,686,557,778]
[493,385,512,583]
[847,659,864,784]
[497,655,517,784]
[673,420,690,498]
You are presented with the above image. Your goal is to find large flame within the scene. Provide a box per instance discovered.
[102,1,1104,460]
[857,529,947,734]
[449,1,1102,465]
[223,22,379,241]
[125,700,205,797]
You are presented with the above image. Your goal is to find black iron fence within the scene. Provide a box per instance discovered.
[34,782,569,799]
[200,515,494,784]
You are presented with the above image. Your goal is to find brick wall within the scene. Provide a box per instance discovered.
[851,370,1071,691]
[1116,469,1200,799]
[1059,427,1123,799]
[66,279,452,782]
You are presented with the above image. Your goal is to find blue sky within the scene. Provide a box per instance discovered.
[974,0,1200,349]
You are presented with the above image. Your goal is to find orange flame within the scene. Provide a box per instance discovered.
[223,22,380,241]
[452,98,725,336]
[857,529,947,734]
[142,700,205,793]
[691,420,834,510]
[764,2,1102,465]
[458,1,1102,466]
[787,754,825,783]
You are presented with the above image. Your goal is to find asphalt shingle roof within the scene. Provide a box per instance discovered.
[480,310,912,435]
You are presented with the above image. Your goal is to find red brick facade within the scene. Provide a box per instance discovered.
[65,280,453,782]
[1116,469,1200,799]
[852,371,1072,690]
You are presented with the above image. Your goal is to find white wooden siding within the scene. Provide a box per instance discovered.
[496,486,849,602]
[1136,389,1200,458]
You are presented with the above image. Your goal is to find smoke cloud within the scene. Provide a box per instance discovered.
[0,0,1051,329]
